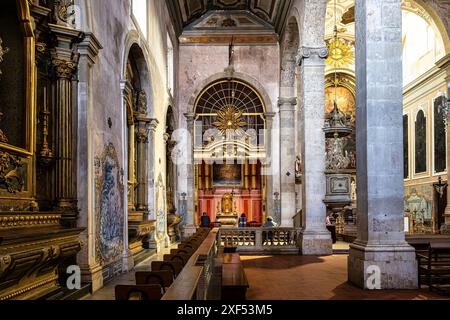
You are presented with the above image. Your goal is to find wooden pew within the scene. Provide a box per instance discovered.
[221,253,249,301]
[135,271,174,293]
[151,261,183,278]
[163,253,191,267]
[115,285,163,301]
[418,243,450,294]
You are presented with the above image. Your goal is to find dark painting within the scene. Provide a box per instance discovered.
[415,110,427,174]
[213,164,242,186]
[434,96,446,173]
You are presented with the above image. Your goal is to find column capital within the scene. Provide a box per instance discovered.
[135,127,150,143]
[149,119,159,133]
[184,112,196,123]
[297,46,329,66]
[264,112,276,119]
[278,97,297,111]
[77,32,103,66]
[52,58,77,79]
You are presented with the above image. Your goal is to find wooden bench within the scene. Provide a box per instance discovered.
[115,285,162,300]
[417,243,450,294]
[164,253,191,266]
[151,261,183,278]
[135,271,174,293]
[221,253,249,301]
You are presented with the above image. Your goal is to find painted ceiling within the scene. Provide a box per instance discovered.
[167,0,293,35]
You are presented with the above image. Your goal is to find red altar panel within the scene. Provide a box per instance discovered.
[197,189,263,224]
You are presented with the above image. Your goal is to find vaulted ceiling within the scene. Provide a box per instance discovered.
[167,0,293,36]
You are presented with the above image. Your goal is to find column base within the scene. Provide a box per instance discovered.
[182,225,197,238]
[80,264,103,293]
[122,249,135,273]
[299,230,333,256]
[348,241,418,290]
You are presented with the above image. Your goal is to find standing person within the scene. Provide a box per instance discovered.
[200,212,211,228]
[238,213,247,228]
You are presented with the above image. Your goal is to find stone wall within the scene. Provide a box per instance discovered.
[74,0,177,290]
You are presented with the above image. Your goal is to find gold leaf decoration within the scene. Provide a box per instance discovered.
[325,38,354,69]
[212,106,247,133]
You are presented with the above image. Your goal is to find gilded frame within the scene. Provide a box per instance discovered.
[0,0,36,157]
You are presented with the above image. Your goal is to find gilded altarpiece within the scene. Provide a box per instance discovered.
[0,0,83,300]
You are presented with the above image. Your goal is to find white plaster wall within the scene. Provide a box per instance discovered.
[76,0,178,273]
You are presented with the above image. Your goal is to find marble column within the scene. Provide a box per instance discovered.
[183,112,197,236]
[278,98,297,227]
[49,24,81,225]
[440,54,450,234]
[348,0,418,289]
[298,46,332,256]
[75,33,104,291]
[264,112,276,221]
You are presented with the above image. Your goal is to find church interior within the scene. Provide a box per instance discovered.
[1,0,450,302]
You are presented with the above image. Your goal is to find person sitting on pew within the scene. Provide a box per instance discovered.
[262,216,277,245]
[238,213,247,228]
[200,212,211,228]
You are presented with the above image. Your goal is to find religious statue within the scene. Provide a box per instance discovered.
[216,192,239,227]
[295,155,302,178]
[221,193,234,214]
[136,90,147,115]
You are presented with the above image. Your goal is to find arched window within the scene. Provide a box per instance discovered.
[195,79,266,147]
[415,110,427,174]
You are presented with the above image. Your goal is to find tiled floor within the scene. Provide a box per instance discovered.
[84,253,449,301]
[241,255,449,300]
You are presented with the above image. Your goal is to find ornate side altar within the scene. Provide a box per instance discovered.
[216,193,239,227]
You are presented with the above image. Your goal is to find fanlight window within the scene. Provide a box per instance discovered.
[195,80,266,147]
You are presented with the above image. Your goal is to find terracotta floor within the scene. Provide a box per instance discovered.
[241,255,449,300]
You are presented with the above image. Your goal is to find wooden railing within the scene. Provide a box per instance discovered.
[162,228,218,300]
[218,228,301,255]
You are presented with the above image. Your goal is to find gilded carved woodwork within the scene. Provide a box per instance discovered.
[54,0,75,26]
[0,150,24,194]
[212,106,247,133]
[0,213,61,229]
[52,59,76,79]
[0,37,9,76]
[0,113,8,143]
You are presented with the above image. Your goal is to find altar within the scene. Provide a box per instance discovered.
[216,193,239,227]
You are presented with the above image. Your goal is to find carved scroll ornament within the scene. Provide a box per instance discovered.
[0,150,24,193]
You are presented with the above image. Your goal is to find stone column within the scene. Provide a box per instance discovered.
[49,24,81,224]
[135,117,150,212]
[348,0,417,289]
[264,112,276,221]
[147,119,159,220]
[440,55,450,234]
[183,112,197,236]
[120,81,134,272]
[298,46,332,256]
[278,98,297,227]
[75,33,104,291]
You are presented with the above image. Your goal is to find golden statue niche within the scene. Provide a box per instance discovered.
[216,193,239,227]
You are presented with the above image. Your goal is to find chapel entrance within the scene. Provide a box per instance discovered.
[193,79,268,227]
